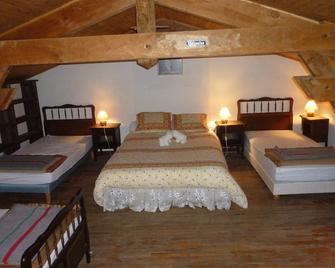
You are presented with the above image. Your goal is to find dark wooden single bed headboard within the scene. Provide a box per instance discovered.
[42,104,96,136]
[237,97,293,131]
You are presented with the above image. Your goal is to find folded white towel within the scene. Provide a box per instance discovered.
[159,131,173,147]
[172,130,187,144]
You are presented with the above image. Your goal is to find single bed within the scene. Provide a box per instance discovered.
[0,189,90,268]
[238,97,335,196]
[94,112,247,212]
[0,104,95,203]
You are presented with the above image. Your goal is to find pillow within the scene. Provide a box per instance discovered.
[136,112,172,131]
[173,113,208,130]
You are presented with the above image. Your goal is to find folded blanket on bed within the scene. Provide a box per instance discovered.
[265,147,335,167]
[0,154,67,173]
[272,146,335,160]
[0,204,61,266]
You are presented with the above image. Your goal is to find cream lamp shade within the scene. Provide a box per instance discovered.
[207,120,216,131]
[305,100,318,117]
[97,110,108,126]
[219,107,231,123]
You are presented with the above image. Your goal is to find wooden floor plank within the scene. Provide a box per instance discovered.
[0,154,334,267]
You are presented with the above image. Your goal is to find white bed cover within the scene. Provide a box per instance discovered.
[0,135,92,185]
[245,130,335,182]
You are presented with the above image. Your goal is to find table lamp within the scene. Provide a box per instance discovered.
[305,100,317,117]
[97,110,108,126]
[219,107,231,124]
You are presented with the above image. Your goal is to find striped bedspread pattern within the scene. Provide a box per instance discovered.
[105,131,226,169]
[94,130,248,209]
[0,204,61,266]
[0,155,67,173]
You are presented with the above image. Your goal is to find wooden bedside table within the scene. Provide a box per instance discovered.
[91,123,121,160]
[216,120,244,157]
[300,115,329,146]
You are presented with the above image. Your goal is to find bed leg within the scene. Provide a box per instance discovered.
[273,195,280,200]
[86,250,92,263]
[45,193,51,204]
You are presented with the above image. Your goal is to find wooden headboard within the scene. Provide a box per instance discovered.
[237,97,293,131]
[42,104,96,136]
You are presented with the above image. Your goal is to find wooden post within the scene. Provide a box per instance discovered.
[136,0,158,69]
[46,193,52,204]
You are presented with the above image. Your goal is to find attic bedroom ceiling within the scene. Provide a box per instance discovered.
[0,0,334,108]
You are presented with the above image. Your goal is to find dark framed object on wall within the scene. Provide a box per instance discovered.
[158,59,183,75]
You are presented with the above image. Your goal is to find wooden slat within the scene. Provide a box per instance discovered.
[0,25,334,66]
[136,0,157,69]
[294,76,335,101]
[156,0,319,28]
[0,0,136,40]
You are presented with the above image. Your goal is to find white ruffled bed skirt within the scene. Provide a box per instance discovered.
[102,187,232,212]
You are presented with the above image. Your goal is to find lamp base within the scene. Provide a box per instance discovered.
[307,112,314,117]
[100,120,107,126]
[221,119,228,124]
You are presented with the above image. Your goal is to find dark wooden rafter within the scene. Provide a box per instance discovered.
[0,0,135,40]
[155,5,229,30]
[1,0,136,81]
[155,0,318,62]
[136,0,158,69]
[0,24,334,66]
[155,0,319,28]
[73,7,136,36]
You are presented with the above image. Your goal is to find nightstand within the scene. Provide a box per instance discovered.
[300,115,329,146]
[216,120,244,157]
[91,123,121,160]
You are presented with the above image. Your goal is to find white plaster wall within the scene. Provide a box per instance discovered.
[34,55,335,145]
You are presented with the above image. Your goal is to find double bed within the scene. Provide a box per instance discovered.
[239,97,335,196]
[94,112,247,212]
[0,104,95,203]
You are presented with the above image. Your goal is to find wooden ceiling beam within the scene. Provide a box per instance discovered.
[136,0,158,69]
[294,51,335,108]
[298,51,335,77]
[155,1,317,63]
[0,66,11,87]
[0,25,334,66]
[294,76,335,101]
[1,0,135,80]
[0,0,136,40]
[155,0,319,28]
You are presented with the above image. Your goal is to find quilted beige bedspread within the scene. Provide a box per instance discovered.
[93,130,247,208]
